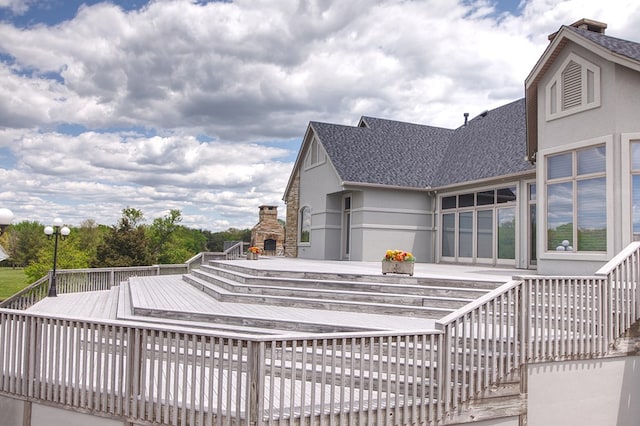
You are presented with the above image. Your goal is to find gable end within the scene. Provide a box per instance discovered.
[545,53,600,121]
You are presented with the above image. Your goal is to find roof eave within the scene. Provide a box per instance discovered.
[341,181,432,192]
[428,170,536,193]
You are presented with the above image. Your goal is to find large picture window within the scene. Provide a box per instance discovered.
[545,145,606,252]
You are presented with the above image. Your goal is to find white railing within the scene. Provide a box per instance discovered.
[435,280,524,416]
[1,243,639,424]
[0,311,445,425]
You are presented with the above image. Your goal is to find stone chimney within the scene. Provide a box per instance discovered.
[250,205,285,255]
[548,18,607,41]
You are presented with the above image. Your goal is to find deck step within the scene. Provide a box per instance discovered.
[199,264,490,299]
[190,268,475,309]
[182,273,455,318]
[207,261,502,290]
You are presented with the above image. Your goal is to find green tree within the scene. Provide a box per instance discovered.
[76,219,107,265]
[204,227,251,251]
[5,221,48,267]
[148,209,182,263]
[24,234,90,282]
[92,208,151,267]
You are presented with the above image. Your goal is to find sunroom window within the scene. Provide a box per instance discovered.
[545,145,606,252]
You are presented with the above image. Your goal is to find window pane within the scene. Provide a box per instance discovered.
[459,193,474,208]
[547,182,573,250]
[529,183,536,201]
[547,153,572,180]
[442,196,456,210]
[498,207,516,259]
[577,177,606,251]
[442,214,455,257]
[477,190,494,206]
[497,187,516,203]
[632,142,640,171]
[300,206,311,243]
[577,146,605,175]
[477,210,493,259]
[633,175,640,241]
[459,212,473,258]
[530,204,537,264]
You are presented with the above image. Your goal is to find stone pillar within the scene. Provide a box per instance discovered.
[284,170,300,257]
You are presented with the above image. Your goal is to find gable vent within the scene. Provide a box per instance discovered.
[562,60,582,110]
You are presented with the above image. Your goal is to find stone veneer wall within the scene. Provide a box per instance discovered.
[284,170,300,257]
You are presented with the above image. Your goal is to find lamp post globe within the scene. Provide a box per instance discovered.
[0,208,14,235]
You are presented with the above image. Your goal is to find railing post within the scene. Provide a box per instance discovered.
[247,340,261,425]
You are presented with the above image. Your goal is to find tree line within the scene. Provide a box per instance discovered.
[0,207,252,282]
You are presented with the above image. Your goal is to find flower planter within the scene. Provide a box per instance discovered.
[246,252,259,260]
[381,260,414,276]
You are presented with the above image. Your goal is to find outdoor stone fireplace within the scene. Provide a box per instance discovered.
[250,205,285,255]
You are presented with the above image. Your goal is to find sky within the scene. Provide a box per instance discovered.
[0,0,639,231]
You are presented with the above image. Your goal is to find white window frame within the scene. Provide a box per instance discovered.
[438,185,518,266]
[545,53,601,121]
[621,132,640,246]
[537,135,613,261]
[299,205,311,246]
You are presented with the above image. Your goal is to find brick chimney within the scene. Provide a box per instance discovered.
[548,18,607,41]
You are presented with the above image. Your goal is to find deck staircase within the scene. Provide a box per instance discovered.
[183,261,502,320]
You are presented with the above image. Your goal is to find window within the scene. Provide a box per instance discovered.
[545,145,606,252]
[299,206,311,244]
[303,136,326,169]
[440,186,518,264]
[630,142,640,241]
[546,53,600,120]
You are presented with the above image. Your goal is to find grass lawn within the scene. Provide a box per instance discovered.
[0,268,30,301]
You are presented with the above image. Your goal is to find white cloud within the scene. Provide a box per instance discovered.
[0,0,639,230]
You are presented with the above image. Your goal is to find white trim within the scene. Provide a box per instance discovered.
[538,134,613,261]
[350,206,432,215]
[621,133,640,246]
[352,224,432,231]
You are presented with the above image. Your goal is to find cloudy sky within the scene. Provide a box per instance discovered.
[0,0,639,231]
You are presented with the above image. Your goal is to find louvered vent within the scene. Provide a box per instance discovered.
[562,61,582,110]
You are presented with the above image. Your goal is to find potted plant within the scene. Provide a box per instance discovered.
[381,249,415,276]
[247,246,261,260]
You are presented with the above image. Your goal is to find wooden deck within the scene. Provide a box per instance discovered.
[29,275,438,334]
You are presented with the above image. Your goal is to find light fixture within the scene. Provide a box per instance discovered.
[44,218,71,297]
[0,208,14,235]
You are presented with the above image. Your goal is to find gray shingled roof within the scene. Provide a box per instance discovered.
[311,119,454,188]
[566,26,640,63]
[432,98,532,187]
[311,98,532,190]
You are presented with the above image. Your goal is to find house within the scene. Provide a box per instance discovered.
[284,18,640,275]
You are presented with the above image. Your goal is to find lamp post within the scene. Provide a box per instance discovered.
[0,208,14,235]
[44,218,70,297]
